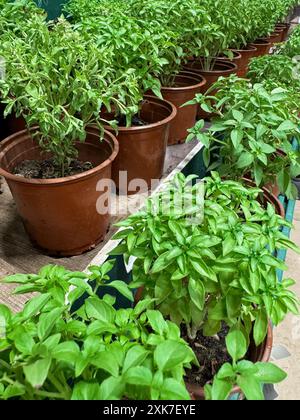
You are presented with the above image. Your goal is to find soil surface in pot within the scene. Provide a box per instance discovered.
[183,324,233,387]
[13,158,94,179]
[116,114,148,127]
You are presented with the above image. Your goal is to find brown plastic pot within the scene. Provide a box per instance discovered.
[232,45,258,77]
[104,95,177,195]
[242,177,285,217]
[262,185,284,216]
[160,71,207,145]
[217,50,242,72]
[186,322,273,400]
[183,59,238,92]
[183,60,237,119]
[134,283,274,401]
[262,31,283,50]
[264,182,280,198]
[249,39,272,57]
[0,126,119,256]
[275,23,291,41]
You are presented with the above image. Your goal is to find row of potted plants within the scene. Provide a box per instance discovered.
[0,0,299,401]
[247,18,300,196]
[248,18,300,92]
[1,173,299,400]
[66,0,297,132]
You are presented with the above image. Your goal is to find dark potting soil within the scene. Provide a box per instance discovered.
[13,159,93,179]
[183,324,232,387]
[117,114,148,127]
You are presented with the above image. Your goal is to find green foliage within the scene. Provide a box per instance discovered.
[186,76,300,198]
[0,0,45,38]
[112,172,299,399]
[113,172,300,345]
[281,24,300,57]
[65,0,297,72]
[248,54,300,93]
[0,16,133,176]
[0,262,195,400]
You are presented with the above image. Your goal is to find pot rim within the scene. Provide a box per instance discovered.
[186,322,273,399]
[272,27,284,33]
[0,126,119,185]
[185,59,238,75]
[267,31,283,37]
[160,73,207,92]
[104,95,177,133]
[250,39,271,46]
[232,45,258,53]
[276,23,290,28]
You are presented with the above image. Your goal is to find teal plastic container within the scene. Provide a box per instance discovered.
[35,0,68,19]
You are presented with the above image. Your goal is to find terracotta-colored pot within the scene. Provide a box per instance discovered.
[264,182,280,198]
[262,185,284,216]
[0,126,119,256]
[243,177,285,217]
[183,60,237,120]
[275,23,291,41]
[134,283,274,400]
[104,95,177,195]
[161,71,206,145]
[232,46,258,77]
[262,31,283,50]
[217,50,242,72]
[186,322,273,400]
[183,59,238,92]
[249,39,271,57]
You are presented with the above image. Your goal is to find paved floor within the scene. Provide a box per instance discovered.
[273,202,300,400]
[271,5,300,401]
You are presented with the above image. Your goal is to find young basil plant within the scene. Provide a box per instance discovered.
[112,172,300,346]
[0,261,196,400]
[248,54,300,94]
[186,76,300,199]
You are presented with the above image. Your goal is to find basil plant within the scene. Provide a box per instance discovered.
[113,172,299,344]
[0,0,45,39]
[186,76,300,198]
[0,261,196,400]
[248,54,300,93]
[0,16,134,177]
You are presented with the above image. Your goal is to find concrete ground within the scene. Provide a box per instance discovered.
[273,202,300,400]
[270,5,300,402]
